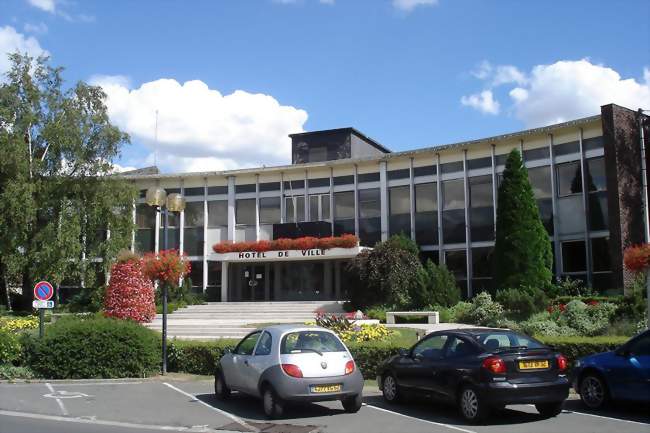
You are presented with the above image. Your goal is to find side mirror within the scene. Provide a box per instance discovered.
[398,348,409,357]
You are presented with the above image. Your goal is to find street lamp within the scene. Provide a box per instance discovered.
[145,186,186,374]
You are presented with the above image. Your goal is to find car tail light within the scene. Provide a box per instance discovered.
[482,356,506,374]
[556,354,568,372]
[281,364,303,378]
[345,360,355,375]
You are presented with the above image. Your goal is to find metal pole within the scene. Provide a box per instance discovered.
[38,309,44,338]
[162,206,168,375]
[638,109,650,328]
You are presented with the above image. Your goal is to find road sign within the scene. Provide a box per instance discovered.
[32,300,54,309]
[34,281,54,301]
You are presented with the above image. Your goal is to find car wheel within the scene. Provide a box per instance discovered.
[458,385,489,423]
[262,386,284,419]
[580,374,609,409]
[382,373,401,403]
[342,394,362,413]
[214,371,230,400]
[536,402,563,418]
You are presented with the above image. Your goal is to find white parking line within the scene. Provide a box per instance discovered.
[45,383,68,416]
[162,382,259,433]
[363,403,477,433]
[564,409,650,426]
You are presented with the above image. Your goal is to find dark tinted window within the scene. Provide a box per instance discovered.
[184,202,204,227]
[472,247,493,278]
[528,166,552,198]
[236,199,256,225]
[414,165,436,177]
[412,334,448,360]
[284,180,304,190]
[467,157,491,170]
[184,187,204,196]
[586,158,606,191]
[387,168,410,180]
[235,332,261,355]
[259,182,280,192]
[207,186,228,195]
[583,136,604,151]
[415,183,437,245]
[469,176,493,242]
[308,178,330,188]
[281,331,345,354]
[562,241,586,273]
[389,186,411,236]
[165,188,181,194]
[446,337,477,358]
[259,197,281,224]
[333,175,354,186]
[358,172,380,183]
[629,335,650,356]
[235,184,256,194]
[591,237,611,272]
[473,331,545,350]
[445,250,467,279]
[254,332,272,356]
[555,141,579,156]
[495,154,509,166]
[208,200,227,227]
[440,161,463,174]
[556,162,582,196]
[523,147,549,161]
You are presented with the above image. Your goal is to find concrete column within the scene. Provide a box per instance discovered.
[379,160,389,241]
[264,263,270,301]
[519,139,524,159]
[334,261,342,300]
[179,180,185,255]
[227,176,236,241]
[130,200,136,252]
[490,144,497,239]
[280,172,285,223]
[274,262,282,300]
[463,150,472,298]
[324,261,333,299]
[353,164,359,237]
[202,179,208,294]
[154,204,160,253]
[578,128,593,288]
[329,168,335,235]
[409,157,416,241]
[220,261,228,302]
[436,153,444,264]
[304,170,309,222]
[548,134,562,276]
[255,174,260,241]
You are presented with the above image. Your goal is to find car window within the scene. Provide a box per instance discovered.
[473,331,545,350]
[254,331,272,356]
[628,335,650,356]
[412,335,448,360]
[281,331,346,354]
[235,332,261,355]
[446,337,476,358]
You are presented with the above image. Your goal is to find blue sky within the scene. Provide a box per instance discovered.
[1,0,649,172]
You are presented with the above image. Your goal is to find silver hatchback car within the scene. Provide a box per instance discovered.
[214,324,364,418]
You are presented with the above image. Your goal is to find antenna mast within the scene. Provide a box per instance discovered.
[154,109,159,167]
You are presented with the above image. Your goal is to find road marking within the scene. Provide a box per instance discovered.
[363,403,477,433]
[48,381,144,386]
[563,410,650,426]
[162,382,259,432]
[0,409,219,432]
[45,383,68,416]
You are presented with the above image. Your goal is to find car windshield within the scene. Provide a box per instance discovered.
[473,331,546,351]
[280,331,346,354]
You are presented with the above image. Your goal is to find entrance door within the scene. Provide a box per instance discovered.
[241,264,266,301]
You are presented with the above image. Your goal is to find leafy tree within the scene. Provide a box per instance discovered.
[0,53,135,309]
[493,149,553,291]
[413,260,461,308]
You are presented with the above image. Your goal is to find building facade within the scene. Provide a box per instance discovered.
[127,104,649,302]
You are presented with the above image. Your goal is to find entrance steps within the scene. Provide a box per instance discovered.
[144,301,344,340]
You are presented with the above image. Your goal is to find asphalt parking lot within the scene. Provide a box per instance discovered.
[0,378,648,433]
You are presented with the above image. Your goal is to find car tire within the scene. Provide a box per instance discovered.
[458,385,489,423]
[342,394,362,413]
[381,373,401,403]
[579,373,609,409]
[214,371,230,400]
[262,386,284,419]
[536,401,563,418]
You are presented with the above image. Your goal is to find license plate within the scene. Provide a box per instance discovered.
[311,384,342,393]
[519,360,549,370]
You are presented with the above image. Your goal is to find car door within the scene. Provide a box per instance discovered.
[226,331,261,392]
[433,336,479,401]
[610,332,650,402]
[242,331,274,396]
[395,334,449,394]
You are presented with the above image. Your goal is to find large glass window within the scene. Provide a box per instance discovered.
[135,204,156,253]
[188,260,203,293]
[445,250,467,296]
[309,194,331,221]
[562,240,587,273]
[469,176,493,242]
[442,180,465,244]
[587,157,608,231]
[236,199,256,225]
[207,200,228,227]
[285,196,305,223]
[183,201,204,256]
[591,237,611,273]
[334,191,355,235]
[415,183,437,245]
[528,166,553,235]
[259,197,281,224]
[358,189,381,246]
[472,247,493,293]
[158,210,180,251]
[557,162,582,197]
[389,186,411,237]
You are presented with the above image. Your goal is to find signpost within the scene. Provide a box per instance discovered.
[33,281,54,338]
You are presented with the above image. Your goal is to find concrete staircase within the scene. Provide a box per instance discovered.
[145,301,344,340]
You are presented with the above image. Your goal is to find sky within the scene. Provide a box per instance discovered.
[1,0,649,173]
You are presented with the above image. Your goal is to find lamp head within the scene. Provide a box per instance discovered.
[166,193,186,212]
[145,187,167,207]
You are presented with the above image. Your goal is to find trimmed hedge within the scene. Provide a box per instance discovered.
[168,339,237,375]
[537,335,628,365]
[553,296,625,305]
[23,316,161,379]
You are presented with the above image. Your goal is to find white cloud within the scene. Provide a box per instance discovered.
[23,22,48,34]
[460,90,500,115]
[27,0,56,13]
[0,25,49,75]
[470,60,527,86]
[90,76,308,173]
[392,0,439,12]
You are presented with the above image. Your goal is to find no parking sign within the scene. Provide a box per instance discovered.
[33,280,54,337]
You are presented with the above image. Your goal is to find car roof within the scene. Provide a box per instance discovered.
[258,324,332,337]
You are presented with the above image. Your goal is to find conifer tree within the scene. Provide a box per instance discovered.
[493,149,553,290]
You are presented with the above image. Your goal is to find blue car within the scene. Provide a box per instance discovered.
[572,329,650,409]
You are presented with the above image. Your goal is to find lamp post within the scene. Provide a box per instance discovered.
[145,187,186,375]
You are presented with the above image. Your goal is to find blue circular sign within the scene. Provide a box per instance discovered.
[34,281,54,301]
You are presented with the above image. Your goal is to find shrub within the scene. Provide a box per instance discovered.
[365,306,388,322]
[559,300,617,336]
[339,324,394,343]
[315,313,354,333]
[0,330,21,365]
[550,276,593,298]
[448,301,472,323]
[496,286,547,320]
[168,339,237,375]
[346,342,403,379]
[0,364,35,380]
[460,292,504,327]
[0,316,39,333]
[23,316,160,379]
[414,261,461,308]
[537,335,629,366]
[520,312,574,337]
[104,258,156,323]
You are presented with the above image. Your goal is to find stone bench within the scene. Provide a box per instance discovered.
[386,311,439,325]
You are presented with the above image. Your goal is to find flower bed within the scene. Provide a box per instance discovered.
[212,234,359,254]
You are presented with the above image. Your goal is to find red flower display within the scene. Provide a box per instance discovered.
[623,243,650,273]
[104,258,156,323]
[212,234,360,254]
[142,249,191,285]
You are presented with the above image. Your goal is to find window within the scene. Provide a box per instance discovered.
[413,165,436,177]
[136,204,156,228]
[188,260,203,291]
[495,154,509,166]
[280,331,345,354]
[358,172,380,183]
[207,201,227,227]
[586,158,606,192]
[387,168,410,180]
[528,166,553,234]
[359,189,381,246]
[583,136,604,151]
[469,175,493,242]
[334,191,355,235]
[184,202,204,227]
[442,180,465,244]
[259,182,280,192]
[591,237,611,272]
[523,147,549,161]
[235,332,261,355]
[556,162,582,196]
[445,250,467,279]
[285,196,305,223]
[446,337,476,358]
[562,241,586,273]
[259,197,281,224]
[308,146,328,162]
[235,184,255,194]
[309,194,331,221]
[473,331,545,350]
[333,175,354,186]
[184,187,204,196]
[412,335,448,360]
[467,157,491,170]
[308,178,330,188]
[207,186,227,195]
[472,247,493,278]
[415,183,437,245]
[587,157,609,231]
[555,141,580,156]
[236,199,256,225]
[440,161,463,174]
[389,186,411,236]
[254,332,272,356]
[284,180,304,190]
[183,202,204,256]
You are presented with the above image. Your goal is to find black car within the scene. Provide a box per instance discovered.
[376,328,570,423]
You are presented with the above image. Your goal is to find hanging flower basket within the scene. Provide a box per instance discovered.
[142,249,192,284]
[212,234,359,254]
